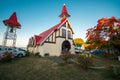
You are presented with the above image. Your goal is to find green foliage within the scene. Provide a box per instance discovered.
[82,51,92,58]
[25,50,31,56]
[101,43,112,48]
[102,52,120,60]
[44,53,50,57]
[94,39,100,44]
[77,55,93,70]
[35,52,42,57]
[58,62,66,66]
[112,42,120,52]
[1,51,14,62]
[105,65,120,79]
[60,52,73,63]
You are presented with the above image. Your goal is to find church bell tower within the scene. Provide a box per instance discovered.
[3,12,21,47]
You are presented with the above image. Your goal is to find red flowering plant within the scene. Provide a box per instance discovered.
[0,51,15,62]
[86,16,119,42]
[86,16,120,54]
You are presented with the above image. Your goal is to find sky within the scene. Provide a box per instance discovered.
[0,0,120,47]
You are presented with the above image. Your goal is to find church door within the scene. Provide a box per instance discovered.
[62,40,71,54]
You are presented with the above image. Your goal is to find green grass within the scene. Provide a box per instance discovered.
[0,55,120,80]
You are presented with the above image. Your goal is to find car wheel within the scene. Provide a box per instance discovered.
[17,54,23,58]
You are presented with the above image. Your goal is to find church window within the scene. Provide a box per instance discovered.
[62,29,66,37]
[68,31,71,38]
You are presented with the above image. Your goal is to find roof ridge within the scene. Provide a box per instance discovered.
[37,19,67,45]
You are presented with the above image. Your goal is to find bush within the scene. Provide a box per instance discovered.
[0,51,14,62]
[44,53,49,57]
[102,52,119,60]
[60,52,73,63]
[82,51,92,58]
[25,50,31,56]
[35,52,41,57]
[77,55,93,70]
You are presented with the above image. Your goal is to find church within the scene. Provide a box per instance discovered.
[27,4,75,56]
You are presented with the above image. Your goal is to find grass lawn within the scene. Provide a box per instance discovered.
[0,55,120,80]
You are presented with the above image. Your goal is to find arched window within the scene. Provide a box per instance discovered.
[62,29,66,37]
[68,31,71,38]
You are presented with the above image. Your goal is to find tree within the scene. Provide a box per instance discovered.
[86,16,120,53]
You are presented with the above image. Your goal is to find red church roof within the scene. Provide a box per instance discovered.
[34,35,42,45]
[33,19,66,45]
[59,4,70,17]
[3,12,21,28]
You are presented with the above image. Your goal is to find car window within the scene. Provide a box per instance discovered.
[5,48,7,50]
[8,48,13,50]
[13,50,16,52]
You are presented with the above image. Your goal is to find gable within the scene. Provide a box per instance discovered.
[59,21,74,34]
[44,20,74,43]
[67,21,74,34]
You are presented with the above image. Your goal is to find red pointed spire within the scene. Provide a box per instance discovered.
[59,4,70,18]
[3,12,21,29]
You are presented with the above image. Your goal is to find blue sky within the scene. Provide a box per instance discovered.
[0,0,120,47]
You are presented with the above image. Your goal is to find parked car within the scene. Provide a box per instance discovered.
[0,47,5,54]
[0,47,26,58]
[90,49,103,54]
[75,47,84,53]
[12,48,26,57]
[0,47,2,51]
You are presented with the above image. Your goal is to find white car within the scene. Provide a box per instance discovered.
[11,48,26,57]
[0,47,26,58]
[0,47,5,55]
[75,47,83,53]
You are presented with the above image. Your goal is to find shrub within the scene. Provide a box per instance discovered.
[77,55,93,70]
[35,52,41,57]
[60,52,73,63]
[44,53,49,57]
[25,50,31,56]
[102,52,119,60]
[82,51,92,58]
[1,51,14,62]
[58,62,66,66]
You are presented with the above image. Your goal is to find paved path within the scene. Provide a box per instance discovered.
[48,57,64,63]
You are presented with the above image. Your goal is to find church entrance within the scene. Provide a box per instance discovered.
[62,40,71,54]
